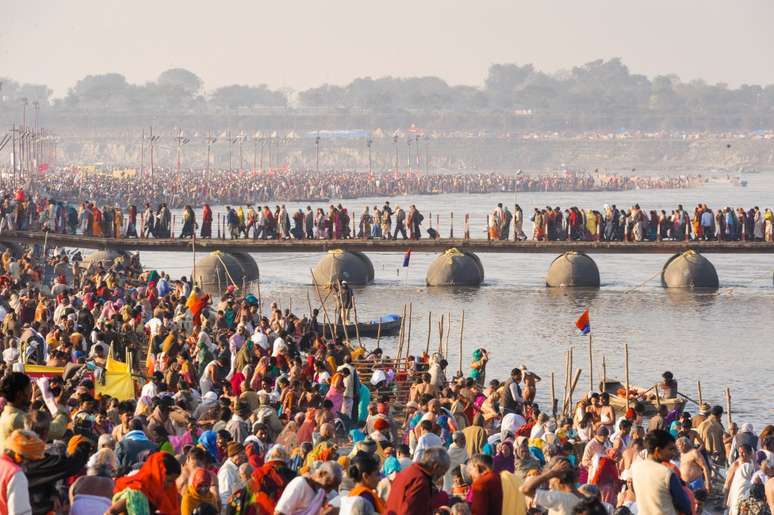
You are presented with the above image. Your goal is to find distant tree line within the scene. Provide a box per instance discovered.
[2,59,774,130]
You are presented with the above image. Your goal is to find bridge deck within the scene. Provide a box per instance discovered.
[3,231,774,254]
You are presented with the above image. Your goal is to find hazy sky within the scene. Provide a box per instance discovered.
[3,0,774,96]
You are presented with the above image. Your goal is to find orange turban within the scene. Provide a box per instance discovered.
[67,434,89,456]
[6,430,45,461]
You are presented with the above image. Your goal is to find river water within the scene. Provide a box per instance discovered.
[137,173,774,428]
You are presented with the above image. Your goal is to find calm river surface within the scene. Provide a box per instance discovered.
[137,173,774,428]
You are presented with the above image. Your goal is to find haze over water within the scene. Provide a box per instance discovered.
[140,173,774,427]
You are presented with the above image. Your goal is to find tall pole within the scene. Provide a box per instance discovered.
[367,138,372,174]
[21,98,27,178]
[259,138,264,172]
[140,128,145,176]
[228,129,232,171]
[149,126,154,182]
[253,136,257,173]
[407,138,412,173]
[393,134,398,173]
[239,131,244,172]
[11,124,16,187]
[33,101,39,170]
[206,130,211,174]
[588,333,594,393]
[315,133,320,172]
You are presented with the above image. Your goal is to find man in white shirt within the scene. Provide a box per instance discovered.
[217,442,247,506]
[272,335,288,357]
[250,328,269,353]
[413,420,444,463]
[2,339,19,366]
[140,372,162,399]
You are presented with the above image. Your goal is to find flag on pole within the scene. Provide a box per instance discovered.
[402,248,412,267]
[575,308,590,335]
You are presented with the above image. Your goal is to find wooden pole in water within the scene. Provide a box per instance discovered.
[568,368,583,406]
[550,372,557,418]
[310,269,334,339]
[406,302,413,357]
[588,333,594,393]
[458,311,465,375]
[562,349,571,414]
[306,290,313,319]
[624,344,630,410]
[697,381,703,407]
[335,281,350,343]
[725,387,732,427]
[191,233,197,286]
[352,293,362,347]
[425,312,432,355]
[437,314,445,356]
[396,304,407,365]
[376,318,382,350]
[601,356,607,391]
[445,312,452,356]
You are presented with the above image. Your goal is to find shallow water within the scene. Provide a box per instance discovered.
[138,173,774,429]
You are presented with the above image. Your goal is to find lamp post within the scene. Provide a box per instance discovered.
[406,137,412,173]
[206,130,217,174]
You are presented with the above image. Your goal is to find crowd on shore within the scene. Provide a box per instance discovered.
[0,167,703,209]
[0,232,772,514]
[2,184,773,244]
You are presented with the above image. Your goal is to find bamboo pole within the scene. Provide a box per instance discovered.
[568,368,582,409]
[352,292,363,347]
[562,349,570,415]
[601,356,607,390]
[458,311,465,375]
[437,314,445,356]
[395,305,407,365]
[697,381,703,407]
[624,344,630,409]
[551,371,557,418]
[654,383,661,408]
[588,333,594,393]
[376,318,382,349]
[406,302,413,357]
[310,269,334,338]
[425,311,432,355]
[444,312,452,356]
[725,387,732,427]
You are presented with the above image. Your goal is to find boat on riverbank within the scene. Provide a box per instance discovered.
[600,380,685,416]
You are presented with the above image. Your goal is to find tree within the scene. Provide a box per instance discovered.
[157,68,203,96]
[210,85,286,109]
[65,73,130,108]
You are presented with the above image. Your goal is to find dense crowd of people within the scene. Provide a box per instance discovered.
[0,167,703,210]
[0,230,772,514]
[2,185,773,245]
[488,203,774,242]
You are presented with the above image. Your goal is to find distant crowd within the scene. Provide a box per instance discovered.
[0,167,703,209]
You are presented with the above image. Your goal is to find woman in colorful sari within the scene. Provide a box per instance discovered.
[325,368,346,416]
[180,468,218,515]
[197,431,220,464]
[186,287,209,328]
[109,451,181,515]
[469,349,488,386]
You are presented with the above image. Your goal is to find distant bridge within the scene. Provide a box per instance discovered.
[3,231,774,254]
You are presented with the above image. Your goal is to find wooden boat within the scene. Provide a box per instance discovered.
[335,314,402,338]
[600,380,684,416]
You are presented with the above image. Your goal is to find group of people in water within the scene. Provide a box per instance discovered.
[0,227,772,515]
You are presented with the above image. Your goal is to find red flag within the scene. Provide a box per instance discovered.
[575,308,590,335]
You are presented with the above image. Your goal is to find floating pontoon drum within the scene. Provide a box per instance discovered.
[661,250,719,288]
[231,252,260,282]
[312,250,374,286]
[546,251,600,287]
[426,248,484,286]
[194,251,248,294]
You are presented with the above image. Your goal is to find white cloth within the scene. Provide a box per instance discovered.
[251,331,269,352]
[501,413,527,435]
[140,381,158,399]
[217,458,242,506]
[7,471,31,515]
[272,337,288,357]
[413,432,444,463]
[275,476,325,515]
[727,462,754,515]
[533,489,581,515]
[70,494,111,515]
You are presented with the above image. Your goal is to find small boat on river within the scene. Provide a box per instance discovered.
[600,380,685,416]
[335,313,402,338]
